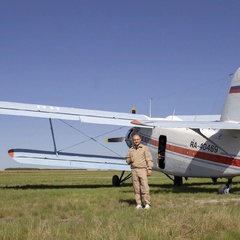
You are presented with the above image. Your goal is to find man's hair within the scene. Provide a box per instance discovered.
[132,134,141,140]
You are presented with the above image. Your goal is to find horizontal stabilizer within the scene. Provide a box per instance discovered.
[8,149,130,171]
[131,119,240,130]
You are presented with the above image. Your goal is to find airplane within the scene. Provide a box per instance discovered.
[1,67,240,194]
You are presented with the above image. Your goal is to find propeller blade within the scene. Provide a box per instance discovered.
[105,137,125,142]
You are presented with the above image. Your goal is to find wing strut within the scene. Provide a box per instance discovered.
[119,171,132,183]
[49,118,58,155]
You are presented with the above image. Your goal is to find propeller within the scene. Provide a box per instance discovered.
[105,137,125,143]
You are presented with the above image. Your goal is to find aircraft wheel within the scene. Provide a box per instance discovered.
[211,178,218,184]
[174,176,183,186]
[112,175,120,187]
[218,184,229,194]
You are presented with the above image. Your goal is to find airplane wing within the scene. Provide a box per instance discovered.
[175,114,221,121]
[0,101,239,130]
[8,149,130,171]
[0,101,150,127]
[131,119,240,130]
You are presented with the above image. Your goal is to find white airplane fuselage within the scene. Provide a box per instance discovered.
[135,127,240,178]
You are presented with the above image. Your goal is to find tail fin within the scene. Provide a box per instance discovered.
[221,67,240,122]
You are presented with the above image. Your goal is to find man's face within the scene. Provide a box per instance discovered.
[133,135,141,147]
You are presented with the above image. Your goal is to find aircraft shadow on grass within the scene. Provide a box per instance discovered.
[2,180,240,194]
[150,181,240,194]
[119,199,136,206]
[1,183,133,190]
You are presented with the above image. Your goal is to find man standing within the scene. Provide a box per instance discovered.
[126,134,153,209]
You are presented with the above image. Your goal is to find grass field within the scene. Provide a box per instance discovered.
[0,170,240,240]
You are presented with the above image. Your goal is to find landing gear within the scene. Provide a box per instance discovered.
[211,178,218,184]
[174,176,183,186]
[112,175,121,186]
[112,171,132,186]
[218,179,232,194]
[164,174,184,186]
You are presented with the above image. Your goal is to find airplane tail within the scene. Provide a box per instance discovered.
[220,67,240,122]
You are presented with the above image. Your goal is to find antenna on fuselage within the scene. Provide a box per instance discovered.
[194,113,198,121]
[171,109,175,120]
[149,97,152,117]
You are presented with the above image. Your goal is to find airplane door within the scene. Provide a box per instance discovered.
[158,135,166,169]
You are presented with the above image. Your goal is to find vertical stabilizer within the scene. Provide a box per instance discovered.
[221,67,240,122]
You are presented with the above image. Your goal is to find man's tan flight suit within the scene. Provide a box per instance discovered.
[126,143,153,206]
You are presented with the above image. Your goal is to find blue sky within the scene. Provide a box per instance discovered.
[0,1,240,169]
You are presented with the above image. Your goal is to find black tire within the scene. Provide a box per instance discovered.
[211,178,218,184]
[218,184,228,194]
[112,175,120,186]
[174,176,183,186]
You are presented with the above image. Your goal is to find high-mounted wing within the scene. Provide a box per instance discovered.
[0,101,150,127]
[1,68,240,129]
[0,101,233,129]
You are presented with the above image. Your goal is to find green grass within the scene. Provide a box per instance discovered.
[0,170,240,239]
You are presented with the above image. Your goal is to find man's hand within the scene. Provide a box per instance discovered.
[147,169,152,176]
[126,157,134,164]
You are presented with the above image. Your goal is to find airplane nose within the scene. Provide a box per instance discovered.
[125,128,134,148]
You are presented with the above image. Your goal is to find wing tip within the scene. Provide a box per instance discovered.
[8,149,14,158]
